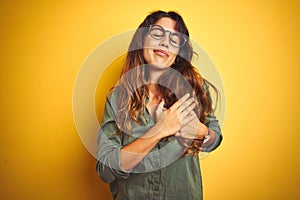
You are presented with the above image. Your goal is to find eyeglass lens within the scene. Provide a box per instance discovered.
[149,25,185,48]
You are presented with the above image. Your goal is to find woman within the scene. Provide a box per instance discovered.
[96,10,222,200]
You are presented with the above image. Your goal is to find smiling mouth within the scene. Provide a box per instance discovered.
[153,49,169,57]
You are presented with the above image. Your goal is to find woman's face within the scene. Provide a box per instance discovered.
[143,17,180,69]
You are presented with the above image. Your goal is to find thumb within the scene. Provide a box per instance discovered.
[156,98,165,114]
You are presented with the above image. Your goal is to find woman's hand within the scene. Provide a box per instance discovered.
[175,112,208,140]
[154,93,196,139]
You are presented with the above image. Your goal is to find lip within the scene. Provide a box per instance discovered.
[153,49,169,57]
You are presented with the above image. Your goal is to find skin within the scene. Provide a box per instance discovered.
[120,17,214,171]
[143,17,179,79]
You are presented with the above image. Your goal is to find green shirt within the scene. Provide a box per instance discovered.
[96,90,222,200]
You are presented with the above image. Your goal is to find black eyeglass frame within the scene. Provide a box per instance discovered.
[148,24,187,48]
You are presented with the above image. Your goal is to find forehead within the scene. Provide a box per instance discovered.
[154,17,177,32]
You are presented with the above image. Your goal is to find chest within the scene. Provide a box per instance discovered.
[146,98,160,122]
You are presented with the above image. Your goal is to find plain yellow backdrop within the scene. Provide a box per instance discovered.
[1,0,299,199]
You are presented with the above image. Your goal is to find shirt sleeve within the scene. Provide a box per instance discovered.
[201,114,223,152]
[96,95,131,183]
[200,82,223,152]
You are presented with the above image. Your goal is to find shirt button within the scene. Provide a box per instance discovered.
[152,185,159,191]
[154,177,160,183]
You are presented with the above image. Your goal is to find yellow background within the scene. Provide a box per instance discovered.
[1,0,299,199]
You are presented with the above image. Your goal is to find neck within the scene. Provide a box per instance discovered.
[147,65,169,84]
[146,83,161,100]
[145,65,169,99]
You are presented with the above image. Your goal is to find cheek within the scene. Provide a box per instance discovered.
[169,54,177,64]
[143,48,151,63]
[144,36,157,48]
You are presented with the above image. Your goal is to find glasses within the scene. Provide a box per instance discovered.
[148,24,187,48]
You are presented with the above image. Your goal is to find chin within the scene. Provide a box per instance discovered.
[148,63,171,70]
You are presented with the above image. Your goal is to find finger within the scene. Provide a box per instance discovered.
[175,130,182,137]
[178,98,195,112]
[170,93,190,110]
[158,98,165,109]
[181,102,196,118]
[185,111,197,119]
[182,113,196,126]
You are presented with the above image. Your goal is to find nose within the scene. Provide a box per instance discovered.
[159,32,171,48]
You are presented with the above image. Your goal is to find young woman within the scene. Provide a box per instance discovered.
[96,10,222,200]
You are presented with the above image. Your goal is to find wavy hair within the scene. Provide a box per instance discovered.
[114,10,219,155]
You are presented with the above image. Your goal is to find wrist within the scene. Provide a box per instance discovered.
[203,128,211,143]
[197,123,208,140]
[152,124,166,140]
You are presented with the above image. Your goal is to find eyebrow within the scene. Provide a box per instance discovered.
[153,24,178,33]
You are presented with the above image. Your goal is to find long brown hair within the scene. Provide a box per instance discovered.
[114,10,219,155]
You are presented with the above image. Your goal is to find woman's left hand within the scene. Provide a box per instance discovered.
[175,112,208,140]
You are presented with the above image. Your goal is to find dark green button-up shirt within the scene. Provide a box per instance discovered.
[96,91,222,200]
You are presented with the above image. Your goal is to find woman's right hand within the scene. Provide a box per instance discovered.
[155,93,196,139]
